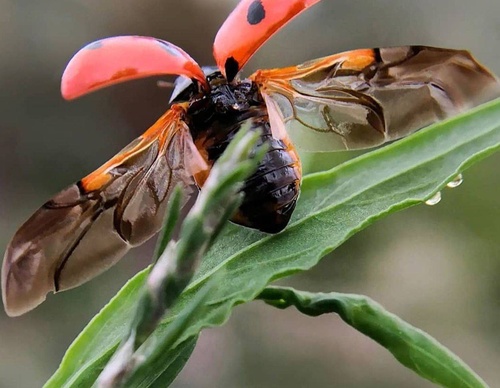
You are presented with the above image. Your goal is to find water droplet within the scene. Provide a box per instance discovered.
[425,191,442,206]
[446,173,463,188]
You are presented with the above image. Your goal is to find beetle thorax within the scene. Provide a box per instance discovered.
[206,71,257,113]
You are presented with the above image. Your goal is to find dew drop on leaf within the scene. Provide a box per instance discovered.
[446,173,463,188]
[425,191,442,206]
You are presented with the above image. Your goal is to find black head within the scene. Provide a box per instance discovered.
[169,65,257,115]
[169,66,220,103]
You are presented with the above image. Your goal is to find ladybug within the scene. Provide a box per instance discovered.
[3,0,499,316]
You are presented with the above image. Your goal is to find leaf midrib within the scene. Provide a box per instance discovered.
[184,117,500,294]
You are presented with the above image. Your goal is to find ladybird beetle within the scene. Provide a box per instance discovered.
[3,0,499,316]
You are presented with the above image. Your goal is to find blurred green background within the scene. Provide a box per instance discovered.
[1,0,499,387]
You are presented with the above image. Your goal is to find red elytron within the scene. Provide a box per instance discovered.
[3,0,499,316]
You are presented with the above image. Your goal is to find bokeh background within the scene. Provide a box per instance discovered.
[1,0,500,387]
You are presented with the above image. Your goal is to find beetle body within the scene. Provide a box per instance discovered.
[3,0,500,316]
[177,70,302,233]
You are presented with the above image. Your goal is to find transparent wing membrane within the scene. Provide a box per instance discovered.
[2,106,202,316]
[252,46,500,151]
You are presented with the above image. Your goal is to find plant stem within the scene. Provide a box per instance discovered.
[97,126,266,388]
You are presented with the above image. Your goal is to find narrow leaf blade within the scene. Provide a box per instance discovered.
[259,286,489,388]
[46,99,500,387]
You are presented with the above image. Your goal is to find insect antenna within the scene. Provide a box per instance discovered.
[157,80,176,89]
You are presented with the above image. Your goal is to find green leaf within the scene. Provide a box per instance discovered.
[258,286,488,388]
[98,127,264,386]
[45,98,500,387]
[124,277,218,388]
[44,272,145,388]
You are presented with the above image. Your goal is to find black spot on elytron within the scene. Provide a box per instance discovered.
[247,0,265,25]
[224,56,240,82]
[156,39,181,57]
[85,40,103,50]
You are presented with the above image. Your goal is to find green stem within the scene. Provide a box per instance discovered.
[97,126,266,388]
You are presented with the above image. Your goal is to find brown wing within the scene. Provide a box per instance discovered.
[2,104,205,316]
[250,46,500,151]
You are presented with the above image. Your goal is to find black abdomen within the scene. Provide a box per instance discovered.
[190,107,302,233]
[234,114,301,233]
